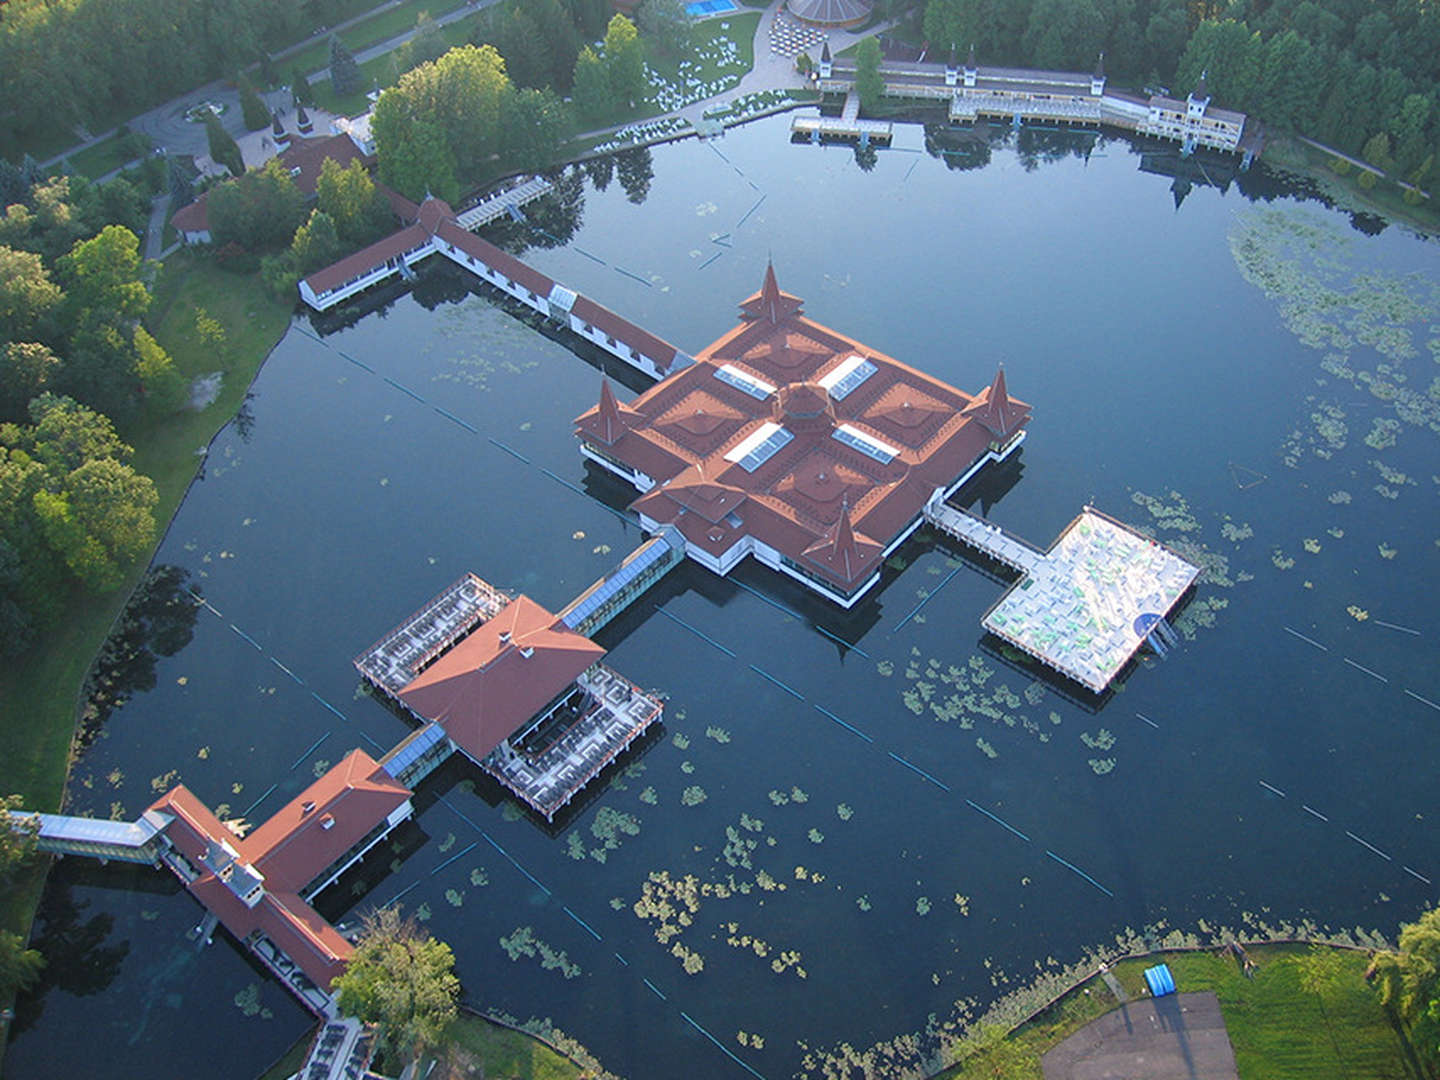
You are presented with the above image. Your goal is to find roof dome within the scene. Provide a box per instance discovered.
[775,381,835,431]
[786,0,872,28]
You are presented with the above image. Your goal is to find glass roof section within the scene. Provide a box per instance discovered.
[714,364,776,400]
[833,423,899,464]
[818,355,878,400]
[561,540,674,629]
[725,422,794,472]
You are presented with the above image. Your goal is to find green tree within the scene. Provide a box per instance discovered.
[289,209,343,274]
[1371,909,1440,1075]
[1389,93,1432,174]
[506,88,570,172]
[393,11,449,77]
[203,110,245,178]
[0,245,62,343]
[0,342,63,423]
[292,70,314,108]
[0,929,44,998]
[34,454,158,590]
[239,77,270,131]
[1363,130,1395,173]
[207,159,306,250]
[330,34,363,96]
[316,158,392,245]
[57,225,149,328]
[603,14,646,108]
[638,0,692,61]
[132,326,184,413]
[573,46,616,123]
[0,793,38,884]
[1022,0,1105,72]
[372,103,460,204]
[332,907,460,1066]
[855,36,886,112]
[1176,19,1264,113]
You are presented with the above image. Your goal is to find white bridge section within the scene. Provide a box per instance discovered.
[455,175,554,230]
[923,500,1044,574]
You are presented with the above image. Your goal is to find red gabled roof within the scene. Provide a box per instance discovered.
[398,596,605,763]
[171,196,209,234]
[242,749,410,894]
[570,294,681,372]
[278,133,370,195]
[436,221,555,297]
[802,498,883,582]
[303,222,430,295]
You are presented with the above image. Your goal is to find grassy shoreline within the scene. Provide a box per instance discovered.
[0,253,292,944]
[937,943,1413,1079]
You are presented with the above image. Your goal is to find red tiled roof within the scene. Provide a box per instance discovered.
[436,221,554,298]
[171,196,209,234]
[303,222,430,296]
[279,133,370,195]
[574,264,1031,594]
[570,294,680,373]
[399,596,605,763]
[241,749,410,894]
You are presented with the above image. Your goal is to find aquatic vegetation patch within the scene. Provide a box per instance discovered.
[1303,538,1322,553]
[975,737,998,759]
[1088,758,1116,775]
[1348,605,1369,621]
[681,785,707,806]
[836,803,853,821]
[639,786,658,805]
[705,726,732,743]
[499,926,582,979]
[1378,543,1398,559]
[1329,489,1352,504]
[1079,728,1115,751]
[233,983,272,1020]
[445,889,464,907]
[915,896,931,916]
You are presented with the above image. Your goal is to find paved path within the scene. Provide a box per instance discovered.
[1041,992,1240,1080]
[143,193,171,261]
[1295,134,1430,200]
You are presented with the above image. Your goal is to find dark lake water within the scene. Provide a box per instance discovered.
[8,111,1440,1080]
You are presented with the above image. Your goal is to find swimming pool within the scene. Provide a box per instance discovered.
[686,0,738,15]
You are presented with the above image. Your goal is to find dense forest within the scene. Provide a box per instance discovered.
[922,0,1440,177]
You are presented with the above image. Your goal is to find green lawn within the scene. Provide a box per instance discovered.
[285,0,473,82]
[311,18,473,117]
[64,132,144,180]
[938,945,1415,1079]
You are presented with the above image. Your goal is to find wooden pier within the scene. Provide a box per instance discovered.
[791,91,894,144]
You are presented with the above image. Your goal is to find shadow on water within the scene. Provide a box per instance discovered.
[73,565,201,759]
[9,868,135,1035]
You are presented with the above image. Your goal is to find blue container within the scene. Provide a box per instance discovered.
[1144,962,1176,997]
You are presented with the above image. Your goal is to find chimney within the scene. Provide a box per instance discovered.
[301,800,316,814]
[498,630,511,643]
[321,814,335,830]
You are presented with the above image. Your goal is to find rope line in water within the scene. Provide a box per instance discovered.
[749,664,805,701]
[241,782,278,817]
[886,751,950,792]
[894,565,961,631]
[487,437,531,465]
[1258,780,1286,798]
[1135,712,1159,729]
[680,1011,768,1080]
[289,731,331,771]
[430,841,479,876]
[1343,657,1388,683]
[1282,626,1328,651]
[964,799,1032,843]
[564,906,603,942]
[812,705,873,743]
[652,606,737,658]
[1045,850,1114,897]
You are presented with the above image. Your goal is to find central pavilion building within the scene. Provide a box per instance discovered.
[575,265,1029,607]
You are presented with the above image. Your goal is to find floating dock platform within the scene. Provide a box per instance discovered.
[925,500,1199,693]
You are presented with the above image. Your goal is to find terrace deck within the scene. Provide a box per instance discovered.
[354,573,510,695]
[481,665,663,821]
[981,508,1199,693]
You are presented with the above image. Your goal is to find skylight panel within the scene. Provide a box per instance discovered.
[832,424,899,464]
[724,422,793,472]
[818,355,878,400]
[714,363,776,401]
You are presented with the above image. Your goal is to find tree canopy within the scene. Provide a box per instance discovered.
[332,907,460,1064]
[604,14,647,108]
[855,37,886,112]
[1370,909,1440,1073]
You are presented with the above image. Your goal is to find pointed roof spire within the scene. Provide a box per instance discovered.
[967,42,976,69]
[597,377,625,444]
[1194,68,1209,100]
[738,260,804,324]
[821,40,832,63]
[1094,51,1105,79]
[297,104,310,124]
[948,44,957,69]
[962,364,1031,438]
[832,497,859,580]
[271,112,284,136]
